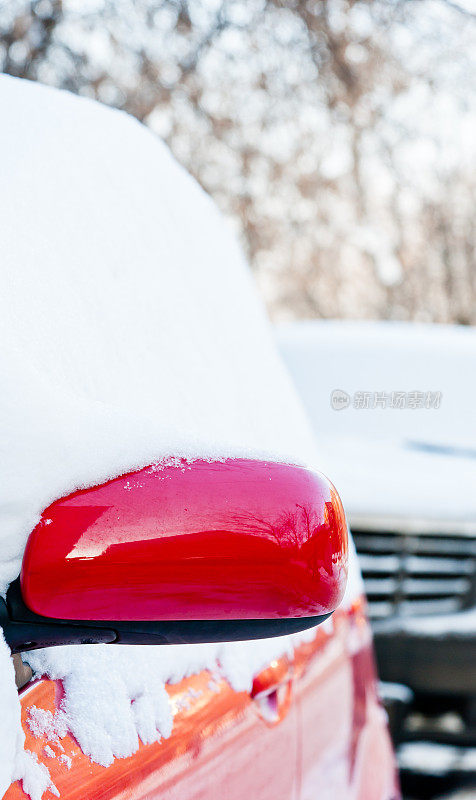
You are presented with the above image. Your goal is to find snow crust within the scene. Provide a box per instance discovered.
[13,537,360,792]
[398,741,476,777]
[277,320,476,520]
[0,77,354,799]
[0,633,58,800]
[24,632,316,770]
[0,75,317,597]
[0,632,25,796]
[378,681,413,705]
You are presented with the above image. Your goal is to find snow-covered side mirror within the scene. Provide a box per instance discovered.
[1,459,348,653]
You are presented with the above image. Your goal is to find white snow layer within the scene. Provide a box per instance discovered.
[0,632,58,800]
[0,75,318,596]
[0,76,351,799]
[24,634,312,770]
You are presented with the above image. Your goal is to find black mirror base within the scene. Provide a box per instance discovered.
[1,579,332,653]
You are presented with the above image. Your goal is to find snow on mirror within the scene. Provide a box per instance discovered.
[0,75,348,799]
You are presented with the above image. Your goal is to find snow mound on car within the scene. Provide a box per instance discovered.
[0,75,319,797]
[0,75,316,597]
[25,633,317,769]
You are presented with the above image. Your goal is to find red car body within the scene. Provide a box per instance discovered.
[4,462,398,800]
[5,598,397,800]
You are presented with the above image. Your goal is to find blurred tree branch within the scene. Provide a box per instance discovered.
[1,0,475,324]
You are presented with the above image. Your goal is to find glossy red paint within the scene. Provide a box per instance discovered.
[21,458,348,622]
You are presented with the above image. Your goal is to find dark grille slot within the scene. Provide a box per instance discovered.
[353,527,476,621]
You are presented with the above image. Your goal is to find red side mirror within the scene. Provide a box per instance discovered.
[2,459,348,652]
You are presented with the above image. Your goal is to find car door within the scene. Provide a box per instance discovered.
[5,649,301,800]
[5,548,397,800]
[294,598,398,800]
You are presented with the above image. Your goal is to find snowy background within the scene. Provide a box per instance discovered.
[1,0,476,326]
[1,2,476,799]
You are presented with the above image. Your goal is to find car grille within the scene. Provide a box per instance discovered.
[352,524,476,620]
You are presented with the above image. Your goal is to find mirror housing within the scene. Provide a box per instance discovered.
[1,459,348,652]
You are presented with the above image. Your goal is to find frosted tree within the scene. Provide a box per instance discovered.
[1,0,475,322]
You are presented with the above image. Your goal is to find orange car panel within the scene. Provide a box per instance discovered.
[5,602,398,800]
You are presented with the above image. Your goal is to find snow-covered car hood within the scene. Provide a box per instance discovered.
[312,433,476,523]
[277,320,476,524]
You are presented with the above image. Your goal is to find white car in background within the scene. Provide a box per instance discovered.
[277,320,476,774]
